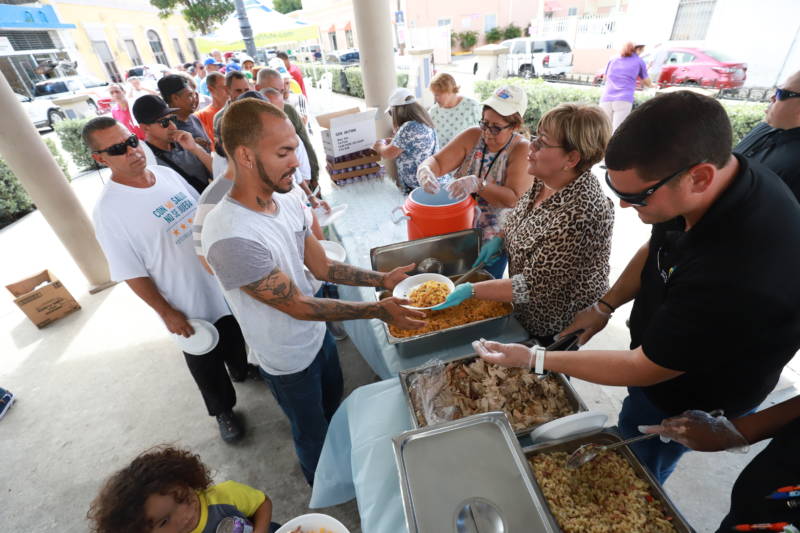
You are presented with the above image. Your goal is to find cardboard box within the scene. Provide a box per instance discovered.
[6,270,81,328]
[317,107,378,158]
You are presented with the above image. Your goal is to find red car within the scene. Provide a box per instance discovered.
[594,46,747,93]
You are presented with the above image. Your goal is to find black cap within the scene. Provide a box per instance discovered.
[237,90,267,101]
[157,74,190,102]
[132,95,180,124]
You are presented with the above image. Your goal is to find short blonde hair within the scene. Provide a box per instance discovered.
[429,73,459,94]
[537,103,611,174]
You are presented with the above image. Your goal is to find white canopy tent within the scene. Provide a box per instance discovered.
[198,0,318,52]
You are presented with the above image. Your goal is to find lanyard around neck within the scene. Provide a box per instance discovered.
[478,135,515,181]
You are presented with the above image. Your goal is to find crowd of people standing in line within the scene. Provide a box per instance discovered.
[4,41,800,532]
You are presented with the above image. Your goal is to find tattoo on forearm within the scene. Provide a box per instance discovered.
[242,268,392,322]
[244,268,297,305]
[303,299,390,322]
[325,262,385,287]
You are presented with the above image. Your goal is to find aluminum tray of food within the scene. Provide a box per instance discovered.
[523,430,692,533]
[376,270,514,356]
[399,352,588,438]
[370,228,482,276]
[393,411,556,533]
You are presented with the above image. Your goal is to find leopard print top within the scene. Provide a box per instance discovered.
[504,170,614,337]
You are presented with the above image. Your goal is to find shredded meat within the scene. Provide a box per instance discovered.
[408,358,575,430]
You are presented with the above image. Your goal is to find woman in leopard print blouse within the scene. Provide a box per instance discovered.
[435,103,614,344]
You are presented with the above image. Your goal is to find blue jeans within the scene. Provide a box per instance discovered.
[259,331,343,485]
[617,386,691,484]
[484,251,508,279]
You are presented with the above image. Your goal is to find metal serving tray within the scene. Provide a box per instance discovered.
[376,270,514,357]
[393,411,557,533]
[523,430,693,533]
[370,228,482,276]
[399,353,588,438]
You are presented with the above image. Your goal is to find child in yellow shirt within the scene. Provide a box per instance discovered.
[88,446,280,533]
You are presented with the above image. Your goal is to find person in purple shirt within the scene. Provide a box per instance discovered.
[600,42,653,131]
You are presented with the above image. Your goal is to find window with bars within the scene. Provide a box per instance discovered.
[147,30,169,66]
[125,39,142,65]
[670,0,717,40]
[172,38,185,64]
[187,38,200,62]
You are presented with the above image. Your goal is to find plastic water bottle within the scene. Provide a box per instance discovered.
[215,516,253,533]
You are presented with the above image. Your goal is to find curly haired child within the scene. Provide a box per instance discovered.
[88,446,280,533]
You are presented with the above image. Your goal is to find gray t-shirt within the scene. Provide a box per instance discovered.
[176,114,210,145]
[147,141,212,194]
[193,175,233,255]
[202,193,325,375]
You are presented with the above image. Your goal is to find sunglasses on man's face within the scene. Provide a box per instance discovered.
[479,120,512,136]
[604,161,706,207]
[156,116,179,128]
[773,87,800,101]
[93,134,139,156]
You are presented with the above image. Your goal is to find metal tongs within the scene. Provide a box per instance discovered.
[565,408,724,469]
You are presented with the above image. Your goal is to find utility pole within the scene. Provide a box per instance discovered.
[234,0,257,58]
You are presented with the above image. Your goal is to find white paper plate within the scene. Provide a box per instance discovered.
[275,513,350,533]
[392,273,455,310]
[529,411,608,444]
[172,319,219,355]
[315,204,348,227]
[320,240,346,262]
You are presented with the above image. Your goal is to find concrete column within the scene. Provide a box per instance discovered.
[0,72,112,292]
[352,0,397,140]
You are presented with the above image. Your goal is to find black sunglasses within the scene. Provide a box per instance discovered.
[774,88,800,101]
[479,120,512,135]
[605,161,706,207]
[93,134,139,156]
[155,116,179,128]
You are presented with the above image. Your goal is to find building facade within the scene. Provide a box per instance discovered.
[44,0,200,83]
[0,0,200,94]
[0,3,76,95]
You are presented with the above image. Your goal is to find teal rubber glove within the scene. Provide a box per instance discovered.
[473,236,503,268]
[431,283,473,310]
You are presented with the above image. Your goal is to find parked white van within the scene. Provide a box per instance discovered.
[501,38,574,78]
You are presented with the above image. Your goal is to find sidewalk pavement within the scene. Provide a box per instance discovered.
[0,84,797,532]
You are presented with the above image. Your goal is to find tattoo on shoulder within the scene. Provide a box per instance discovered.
[244,268,297,305]
[326,262,384,287]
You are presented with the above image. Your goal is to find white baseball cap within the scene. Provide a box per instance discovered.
[481,85,528,118]
[385,87,416,113]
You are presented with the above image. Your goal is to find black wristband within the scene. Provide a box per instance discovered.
[598,299,616,313]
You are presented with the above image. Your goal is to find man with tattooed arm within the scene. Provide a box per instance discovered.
[202,98,425,485]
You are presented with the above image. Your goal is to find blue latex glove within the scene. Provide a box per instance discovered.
[473,236,504,268]
[431,283,473,310]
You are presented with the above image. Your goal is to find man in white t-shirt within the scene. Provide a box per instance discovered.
[202,98,426,485]
[83,116,249,443]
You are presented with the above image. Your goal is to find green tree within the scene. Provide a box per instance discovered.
[502,23,522,40]
[273,0,302,14]
[149,0,234,35]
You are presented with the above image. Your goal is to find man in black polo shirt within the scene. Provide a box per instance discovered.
[735,70,800,202]
[133,95,213,194]
[475,91,800,484]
